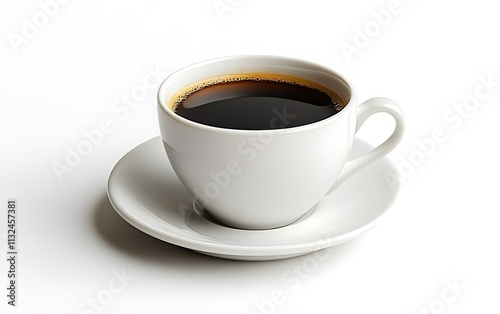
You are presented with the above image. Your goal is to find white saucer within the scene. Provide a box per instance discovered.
[107,137,400,261]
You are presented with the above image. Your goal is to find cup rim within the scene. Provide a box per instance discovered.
[157,55,357,135]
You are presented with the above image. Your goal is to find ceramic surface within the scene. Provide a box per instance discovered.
[107,137,400,261]
[157,56,404,229]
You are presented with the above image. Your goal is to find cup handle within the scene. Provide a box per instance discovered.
[326,97,405,195]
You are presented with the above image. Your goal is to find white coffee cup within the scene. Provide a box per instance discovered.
[157,55,404,230]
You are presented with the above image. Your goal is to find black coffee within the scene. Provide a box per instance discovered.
[172,75,345,130]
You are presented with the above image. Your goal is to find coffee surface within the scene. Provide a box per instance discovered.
[173,76,345,130]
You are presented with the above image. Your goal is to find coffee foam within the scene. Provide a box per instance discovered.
[168,73,346,112]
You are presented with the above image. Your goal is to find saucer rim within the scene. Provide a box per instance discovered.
[106,136,398,258]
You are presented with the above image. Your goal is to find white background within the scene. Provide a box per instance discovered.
[1,0,499,313]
